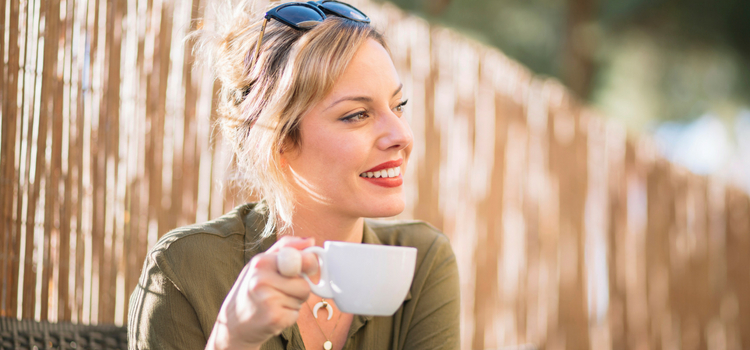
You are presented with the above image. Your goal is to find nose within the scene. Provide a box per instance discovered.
[376,109,413,152]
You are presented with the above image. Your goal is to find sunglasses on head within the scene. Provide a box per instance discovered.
[250,1,370,70]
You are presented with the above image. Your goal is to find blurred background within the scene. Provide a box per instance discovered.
[382,0,750,191]
[2,0,750,349]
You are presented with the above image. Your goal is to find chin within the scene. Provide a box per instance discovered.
[362,198,405,218]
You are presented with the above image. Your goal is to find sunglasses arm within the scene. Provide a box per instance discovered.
[251,18,269,72]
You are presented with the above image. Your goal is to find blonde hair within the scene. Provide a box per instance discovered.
[191,1,388,238]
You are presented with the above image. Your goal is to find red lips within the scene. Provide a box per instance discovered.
[360,159,403,188]
[363,159,403,173]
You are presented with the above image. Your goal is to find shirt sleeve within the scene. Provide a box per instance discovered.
[128,252,207,350]
[402,233,461,349]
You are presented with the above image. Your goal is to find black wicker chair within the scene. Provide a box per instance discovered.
[0,317,127,350]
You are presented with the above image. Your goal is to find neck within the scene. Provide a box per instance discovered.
[280,204,364,246]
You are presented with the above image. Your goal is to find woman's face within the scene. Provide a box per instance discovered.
[284,38,413,219]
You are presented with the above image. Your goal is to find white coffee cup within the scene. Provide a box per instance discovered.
[302,241,417,316]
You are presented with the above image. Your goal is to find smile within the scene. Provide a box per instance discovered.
[359,159,404,188]
[359,166,401,178]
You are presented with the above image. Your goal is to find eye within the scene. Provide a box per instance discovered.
[393,99,408,114]
[341,110,370,122]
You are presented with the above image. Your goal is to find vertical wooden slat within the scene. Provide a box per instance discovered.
[180,0,203,228]
[144,0,162,248]
[0,0,5,105]
[544,87,568,350]
[129,0,151,327]
[86,0,103,325]
[154,0,173,239]
[73,0,91,323]
[118,0,138,320]
[123,0,140,328]
[522,80,550,345]
[21,0,47,320]
[549,96,590,350]
[16,0,32,319]
[101,0,124,324]
[0,0,7,316]
[110,0,126,326]
[106,0,125,324]
[157,0,174,235]
[57,0,78,322]
[0,0,6,315]
[726,189,750,348]
[110,0,130,325]
[606,132,629,350]
[207,79,224,220]
[40,0,62,322]
[1,0,22,319]
[50,0,67,322]
[500,84,529,348]
[64,0,77,320]
[645,158,673,350]
[413,27,440,230]
[472,59,510,350]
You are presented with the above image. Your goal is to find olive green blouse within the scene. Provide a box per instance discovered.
[127,203,460,349]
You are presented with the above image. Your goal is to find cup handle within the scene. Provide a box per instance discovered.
[301,246,333,298]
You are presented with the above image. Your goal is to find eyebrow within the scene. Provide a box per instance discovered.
[323,83,403,112]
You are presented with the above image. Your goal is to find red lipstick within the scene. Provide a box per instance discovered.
[363,159,403,173]
[360,159,403,188]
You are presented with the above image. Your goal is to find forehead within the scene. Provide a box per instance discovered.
[326,39,400,97]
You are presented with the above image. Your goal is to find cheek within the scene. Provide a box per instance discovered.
[301,128,366,178]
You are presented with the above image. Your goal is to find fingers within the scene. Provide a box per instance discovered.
[269,236,320,275]
[277,247,302,277]
[249,254,311,300]
[215,237,319,347]
[248,280,306,311]
[262,235,319,276]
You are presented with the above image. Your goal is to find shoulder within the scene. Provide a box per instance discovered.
[375,221,460,348]
[365,219,450,249]
[144,203,258,292]
[364,219,455,268]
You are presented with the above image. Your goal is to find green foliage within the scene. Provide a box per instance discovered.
[379,0,750,127]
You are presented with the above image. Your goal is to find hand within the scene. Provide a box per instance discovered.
[206,236,320,350]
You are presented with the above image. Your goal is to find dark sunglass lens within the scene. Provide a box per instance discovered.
[321,1,368,21]
[277,5,324,28]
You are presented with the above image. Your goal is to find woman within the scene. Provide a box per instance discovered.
[128,1,460,349]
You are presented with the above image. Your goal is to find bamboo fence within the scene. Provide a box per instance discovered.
[1,0,749,349]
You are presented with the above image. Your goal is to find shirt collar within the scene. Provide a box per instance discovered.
[361,219,382,245]
[242,203,277,265]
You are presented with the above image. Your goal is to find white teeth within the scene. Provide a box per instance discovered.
[359,167,402,178]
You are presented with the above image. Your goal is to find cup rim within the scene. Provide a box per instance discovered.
[323,241,418,252]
